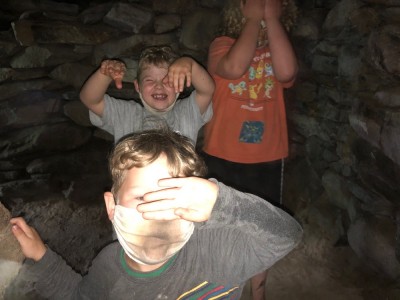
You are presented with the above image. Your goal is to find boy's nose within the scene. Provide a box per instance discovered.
[155,80,166,88]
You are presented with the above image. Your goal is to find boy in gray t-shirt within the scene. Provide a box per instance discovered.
[10,129,303,300]
[80,46,214,144]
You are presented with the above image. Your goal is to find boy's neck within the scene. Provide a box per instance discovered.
[124,253,165,272]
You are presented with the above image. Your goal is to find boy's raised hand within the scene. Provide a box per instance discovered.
[100,59,126,89]
[137,177,219,222]
[165,57,193,93]
[10,217,47,262]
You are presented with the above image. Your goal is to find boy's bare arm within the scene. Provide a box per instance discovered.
[190,60,215,114]
[264,0,298,83]
[10,217,47,262]
[167,57,215,114]
[214,0,265,79]
[79,60,126,117]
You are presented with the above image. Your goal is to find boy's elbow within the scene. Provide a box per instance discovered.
[79,90,84,101]
[79,91,87,105]
[274,215,303,254]
[285,219,303,251]
[79,91,91,107]
[202,77,216,98]
[293,221,303,244]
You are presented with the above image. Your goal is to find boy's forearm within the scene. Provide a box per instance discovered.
[191,60,215,98]
[207,182,303,260]
[191,60,215,114]
[80,69,112,107]
[266,18,298,83]
[216,19,261,79]
[23,248,83,299]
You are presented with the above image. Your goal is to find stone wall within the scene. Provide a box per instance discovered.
[1,0,400,298]
[285,0,400,282]
[0,0,223,298]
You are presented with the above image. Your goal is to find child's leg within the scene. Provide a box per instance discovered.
[202,153,281,300]
[238,161,282,300]
[251,270,268,300]
[231,159,282,205]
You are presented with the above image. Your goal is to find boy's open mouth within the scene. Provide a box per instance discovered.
[152,93,168,101]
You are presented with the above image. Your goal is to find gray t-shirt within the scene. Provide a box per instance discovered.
[19,181,303,300]
[89,91,213,144]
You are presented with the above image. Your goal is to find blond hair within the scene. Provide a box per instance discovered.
[219,0,298,38]
[109,129,207,195]
[137,46,179,82]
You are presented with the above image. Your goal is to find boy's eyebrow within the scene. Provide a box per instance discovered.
[129,186,145,193]
[122,187,146,197]
[126,186,160,195]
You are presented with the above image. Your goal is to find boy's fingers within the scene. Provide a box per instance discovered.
[173,73,180,93]
[138,198,178,212]
[143,187,179,203]
[143,208,206,222]
[100,61,108,74]
[158,177,187,188]
[179,74,186,92]
[11,223,22,235]
[142,209,179,221]
[114,77,123,89]
[165,74,174,88]
[185,72,192,87]
[11,224,29,245]
[10,217,31,235]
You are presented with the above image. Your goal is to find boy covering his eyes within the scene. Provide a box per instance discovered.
[10,128,302,299]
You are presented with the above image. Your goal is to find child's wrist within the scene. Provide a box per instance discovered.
[244,17,263,25]
[98,70,114,83]
[33,244,47,262]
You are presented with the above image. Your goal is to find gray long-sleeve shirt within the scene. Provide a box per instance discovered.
[22,181,303,299]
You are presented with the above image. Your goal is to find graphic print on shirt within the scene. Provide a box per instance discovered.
[226,50,275,108]
[177,281,240,300]
[226,50,275,144]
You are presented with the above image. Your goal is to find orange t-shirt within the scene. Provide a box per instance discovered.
[203,36,292,164]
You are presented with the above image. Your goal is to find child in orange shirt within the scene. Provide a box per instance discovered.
[202,0,298,299]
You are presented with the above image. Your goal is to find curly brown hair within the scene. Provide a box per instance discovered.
[109,128,207,196]
[137,46,179,82]
[219,0,298,39]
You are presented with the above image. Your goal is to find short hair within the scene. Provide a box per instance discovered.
[137,46,179,82]
[109,128,207,195]
[219,0,298,39]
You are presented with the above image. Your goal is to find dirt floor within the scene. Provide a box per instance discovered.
[239,223,400,300]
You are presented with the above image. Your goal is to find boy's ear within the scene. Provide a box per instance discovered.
[134,79,140,93]
[104,192,116,221]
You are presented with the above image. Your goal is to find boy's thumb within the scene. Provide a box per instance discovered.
[11,224,25,241]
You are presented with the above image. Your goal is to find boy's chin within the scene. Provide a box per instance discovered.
[153,103,173,112]
[142,97,177,114]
